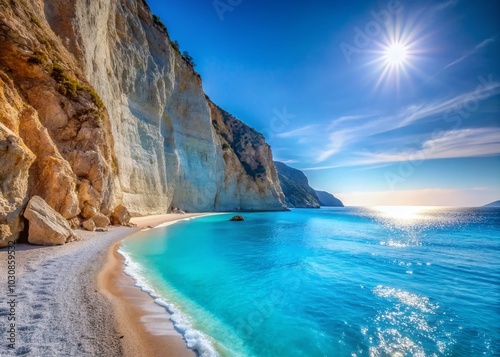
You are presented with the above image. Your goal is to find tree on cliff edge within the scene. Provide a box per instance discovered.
[182,51,196,67]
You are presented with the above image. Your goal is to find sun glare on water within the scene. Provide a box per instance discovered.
[373,206,434,221]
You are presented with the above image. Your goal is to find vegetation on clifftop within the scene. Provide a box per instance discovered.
[151,13,197,68]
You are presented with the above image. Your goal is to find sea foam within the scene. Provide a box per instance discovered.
[118,247,220,357]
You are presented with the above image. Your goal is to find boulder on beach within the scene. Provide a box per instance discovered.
[91,212,110,228]
[24,196,79,245]
[111,204,131,225]
[230,215,245,221]
[0,123,36,247]
[82,205,98,220]
[82,219,96,231]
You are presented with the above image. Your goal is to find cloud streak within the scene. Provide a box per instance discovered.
[275,125,317,138]
[353,127,500,165]
[313,80,500,163]
[304,127,500,170]
[444,37,496,70]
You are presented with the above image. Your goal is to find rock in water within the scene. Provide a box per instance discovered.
[230,215,245,221]
[24,196,78,245]
[0,124,36,247]
[111,204,131,226]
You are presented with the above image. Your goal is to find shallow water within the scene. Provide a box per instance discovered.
[120,207,500,356]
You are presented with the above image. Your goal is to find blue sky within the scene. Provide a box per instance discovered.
[148,0,500,206]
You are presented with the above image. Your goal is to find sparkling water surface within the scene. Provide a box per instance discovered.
[120,207,500,357]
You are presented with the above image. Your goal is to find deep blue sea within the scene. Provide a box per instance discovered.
[120,207,500,357]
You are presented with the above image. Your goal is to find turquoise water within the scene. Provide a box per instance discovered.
[120,207,500,356]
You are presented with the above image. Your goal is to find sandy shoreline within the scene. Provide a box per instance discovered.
[0,213,211,356]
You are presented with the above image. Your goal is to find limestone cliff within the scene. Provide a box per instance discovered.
[0,0,285,245]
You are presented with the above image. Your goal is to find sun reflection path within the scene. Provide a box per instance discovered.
[372,206,438,221]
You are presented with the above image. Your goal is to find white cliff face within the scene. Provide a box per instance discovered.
[43,0,285,213]
[0,0,284,244]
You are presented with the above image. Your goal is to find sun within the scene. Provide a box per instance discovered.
[383,42,408,67]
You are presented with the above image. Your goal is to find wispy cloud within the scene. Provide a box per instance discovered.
[327,114,376,131]
[431,0,458,13]
[304,127,500,170]
[353,127,500,165]
[313,81,500,163]
[444,37,496,70]
[277,159,299,164]
[275,125,317,138]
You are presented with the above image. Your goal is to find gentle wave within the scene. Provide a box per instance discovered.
[118,248,220,357]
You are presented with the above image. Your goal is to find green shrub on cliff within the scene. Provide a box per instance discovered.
[182,51,196,67]
[27,51,47,66]
[50,64,104,109]
[171,40,181,53]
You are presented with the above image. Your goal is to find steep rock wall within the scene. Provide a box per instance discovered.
[0,0,118,224]
[0,0,285,234]
[42,0,285,213]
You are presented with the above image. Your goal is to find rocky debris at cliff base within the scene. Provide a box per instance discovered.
[111,204,131,225]
[24,196,79,245]
[68,217,81,229]
[82,219,96,231]
[0,123,36,247]
[172,207,186,214]
[91,212,110,228]
[82,205,98,220]
[230,215,245,221]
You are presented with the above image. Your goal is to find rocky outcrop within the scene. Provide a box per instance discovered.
[315,190,344,207]
[229,215,244,221]
[0,123,35,247]
[24,196,79,245]
[274,161,320,208]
